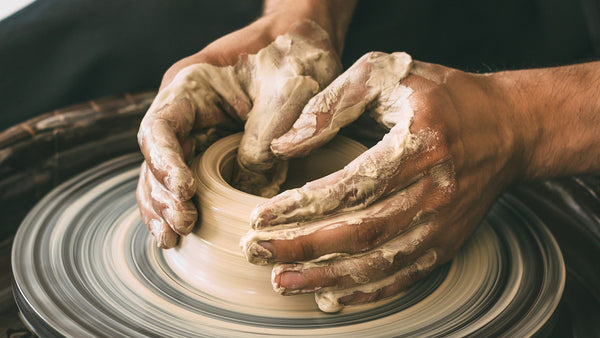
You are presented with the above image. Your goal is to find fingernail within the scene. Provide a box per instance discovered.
[280,271,306,290]
[250,208,276,229]
[164,208,196,235]
[246,241,274,265]
[165,170,195,200]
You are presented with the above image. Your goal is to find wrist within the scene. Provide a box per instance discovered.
[261,0,356,56]
[489,63,600,180]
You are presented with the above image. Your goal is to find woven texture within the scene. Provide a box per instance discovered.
[0,91,155,240]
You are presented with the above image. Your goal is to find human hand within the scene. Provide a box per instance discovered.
[136,15,344,248]
[242,52,523,312]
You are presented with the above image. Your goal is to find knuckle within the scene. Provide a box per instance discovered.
[366,254,392,274]
[364,51,388,61]
[237,149,274,171]
[417,127,449,157]
[394,225,434,258]
[430,161,457,199]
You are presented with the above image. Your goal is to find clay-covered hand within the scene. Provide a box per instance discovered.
[137,20,341,248]
[242,52,521,312]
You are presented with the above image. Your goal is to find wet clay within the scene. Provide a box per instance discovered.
[140,20,341,198]
[162,133,368,312]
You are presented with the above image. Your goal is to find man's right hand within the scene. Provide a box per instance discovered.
[136,1,357,248]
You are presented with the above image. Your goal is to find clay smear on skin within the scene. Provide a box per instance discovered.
[138,21,341,244]
[140,20,340,200]
[243,52,419,248]
[314,249,440,313]
[242,180,426,265]
[269,223,436,295]
[242,52,458,313]
[251,52,418,228]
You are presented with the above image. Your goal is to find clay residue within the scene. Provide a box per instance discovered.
[143,20,341,198]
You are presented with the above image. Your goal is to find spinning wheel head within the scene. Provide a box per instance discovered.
[11,134,564,337]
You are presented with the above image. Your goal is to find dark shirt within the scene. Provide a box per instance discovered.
[0,0,598,130]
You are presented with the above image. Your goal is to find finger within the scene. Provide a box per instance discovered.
[243,171,449,264]
[314,249,442,313]
[270,223,436,295]
[236,20,341,174]
[233,76,317,197]
[138,98,196,200]
[271,52,413,158]
[144,163,197,236]
[229,25,340,197]
[238,76,319,170]
[243,161,455,264]
[409,60,454,84]
[136,162,179,248]
[233,78,320,197]
[252,128,442,228]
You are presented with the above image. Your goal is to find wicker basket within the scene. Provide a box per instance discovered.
[0,91,156,240]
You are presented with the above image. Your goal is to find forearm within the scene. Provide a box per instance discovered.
[163,0,354,86]
[493,62,600,180]
[262,0,357,56]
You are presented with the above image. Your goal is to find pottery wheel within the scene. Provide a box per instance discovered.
[12,138,564,336]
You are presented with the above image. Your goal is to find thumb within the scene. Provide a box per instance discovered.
[232,23,341,197]
[233,75,320,197]
[271,52,413,158]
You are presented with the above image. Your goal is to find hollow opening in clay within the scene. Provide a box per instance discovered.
[220,145,359,194]
[163,133,367,314]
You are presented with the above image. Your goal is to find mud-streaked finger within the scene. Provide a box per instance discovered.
[270,223,437,295]
[238,77,320,171]
[143,162,197,236]
[136,162,179,248]
[242,170,455,264]
[252,128,443,228]
[233,75,320,196]
[138,98,196,200]
[314,249,443,313]
[271,52,413,158]
[231,22,344,197]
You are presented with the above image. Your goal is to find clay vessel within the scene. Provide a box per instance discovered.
[163,133,367,315]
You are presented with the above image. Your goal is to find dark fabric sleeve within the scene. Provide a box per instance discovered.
[342,0,596,71]
[580,0,600,55]
[0,0,263,130]
[0,0,597,131]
